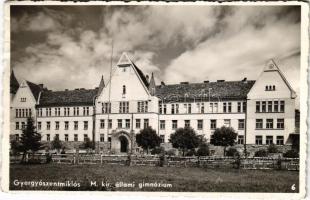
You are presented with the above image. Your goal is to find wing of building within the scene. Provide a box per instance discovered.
[10,53,298,154]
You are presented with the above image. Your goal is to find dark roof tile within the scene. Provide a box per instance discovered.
[26,81,43,101]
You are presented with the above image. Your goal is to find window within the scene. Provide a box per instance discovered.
[160,135,165,143]
[108,119,112,129]
[172,120,178,129]
[61,121,68,131]
[238,135,244,144]
[55,134,59,139]
[137,101,148,113]
[184,120,190,128]
[47,134,50,141]
[73,107,80,116]
[273,85,276,90]
[55,108,60,116]
[280,101,285,112]
[143,119,149,129]
[175,104,179,114]
[197,103,204,113]
[84,134,88,142]
[15,134,19,141]
[266,119,273,129]
[238,119,245,130]
[125,119,130,129]
[256,119,263,129]
[210,119,217,129]
[102,102,111,114]
[74,121,78,130]
[224,119,231,127]
[65,134,68,142]
[38,108,42,117]
[214,103,218,112]
[46,108,51,116]
[171,104,175,114]
[100,120,105,129]
[100,134,104,142]
[276,136,284,145]
[268,101,272,112]
[47,122,50,130]
[223,102,227,113]
[228,102,232,113]
[238,102,242,113]
[20,97,26,102]
[210,134,214,144]
[74,134,78,142]
[136,119,141,129]
[83,107,89,116]
[262,101,266,112]
[118,119,122,128]
[184,103,191,113]
[21,122,26,129]
[122,85,126,95]
[15,122,19,130]
[84,121,88,130]
[277,118,284,129]
[274,101,279,112]
[197,120,203,130]
[243,102,246,112]
[266,136,273,145]
[119,101,129,113]
[55,121,59,130]
[209,103,213,113]
[255,136,263,145]
[163,104,167,114]
[160,120,165,130]
[38,122,41,130]
[159,103,162,114]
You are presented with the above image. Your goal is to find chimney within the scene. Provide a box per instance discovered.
[180,82,189,84]
[242,77,248,82]
[204,80,209,83]
[39,84,44,89]
[161,81,165,86]
[146,75,149,83]
[217,80,225,82]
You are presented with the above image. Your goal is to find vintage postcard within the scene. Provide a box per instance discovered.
[1,0,308,199]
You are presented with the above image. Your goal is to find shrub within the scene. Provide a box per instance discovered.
[254,149,268,157]
[283,149,299,158]
[151,146,165,155]
[196,144,210,156]
[185,149,196,156]
[268,143,278,153]
[166,149,177,156]
[226,147,239,157]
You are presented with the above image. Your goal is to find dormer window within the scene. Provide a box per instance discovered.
[122,85,126,95]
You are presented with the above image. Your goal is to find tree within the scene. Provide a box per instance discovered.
[211,126,238,156]
[51,136,62,153]
[136,127,161,154]
[19,117,41,162]
[169,127,200,156]
[10,139,22,156]
[82,137,94,153]
[196,143,210,156]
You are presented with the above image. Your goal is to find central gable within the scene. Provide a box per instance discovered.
[97,52,151,102]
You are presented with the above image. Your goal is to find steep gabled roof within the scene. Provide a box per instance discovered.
[155,80,255,102]
[10,70,19,94]
[37,88,98,107]
[132,62,149,88]
[26,81,43,101]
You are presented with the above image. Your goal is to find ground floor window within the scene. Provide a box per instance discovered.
[197,120,203,130]
[100,134,104,142]
[46,134,50,141]
[74,134,78,142]
[84,134,88,141]
[15,134,19,141]
[160,120,165,130]
[160,135,165,143]
[125,119,130,129]
[65,134,68,141]
[255,135,262,145]
[276,136,284,145]
[136,119,141,129]
[184,120,190,128]
[266,135,273,145]
[100,119,105,129]
[210,134,214,144]
[237,135,244,144]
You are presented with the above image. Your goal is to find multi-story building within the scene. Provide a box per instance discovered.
[10,52,298,154]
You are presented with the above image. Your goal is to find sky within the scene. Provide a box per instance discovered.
[10,5,301,105]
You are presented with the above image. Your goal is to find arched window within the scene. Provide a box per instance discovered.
[272,85,276,90]
[123,85,126,95]
[265,86,268,91]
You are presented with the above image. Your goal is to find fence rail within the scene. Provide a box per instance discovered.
[10,153,299,171]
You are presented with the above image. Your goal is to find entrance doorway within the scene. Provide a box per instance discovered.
[119,136,128,153]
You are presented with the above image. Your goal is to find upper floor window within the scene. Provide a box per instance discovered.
[143,119,149,129]
[83,107,89,116]
[224,119,231,127]
[122,85,126,95]
[137,101,148,113]
[73,107,80,116]
[136,119,141,129]
[119,101,129,113]
[197,120,203,130]
[102,102,111,114]
[184,103,191,114]
[238,119,245,130]
[55,121,59,130]
[20,98,26,102]
[265,85,276,91]
[125,119,130,129]
[84,121,88,130]
[184,120,190,128]
[197,103,204,113]
[210,119,217,129]
[100,119,105,129]
[160,120,165,130]
[172,120,178,129]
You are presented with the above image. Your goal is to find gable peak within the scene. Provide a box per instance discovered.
[117,52,132,66]
[264,59,279,72]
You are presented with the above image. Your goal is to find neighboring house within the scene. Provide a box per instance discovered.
[9,53,297,154]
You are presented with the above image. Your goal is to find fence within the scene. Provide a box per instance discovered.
[10,153,299,171]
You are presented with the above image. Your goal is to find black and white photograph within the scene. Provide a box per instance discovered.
[2,1,308,197]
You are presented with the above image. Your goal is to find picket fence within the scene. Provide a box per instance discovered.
[10,153,299,171]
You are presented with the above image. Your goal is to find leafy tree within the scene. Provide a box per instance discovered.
[196,143,210,156]
[169,127,200,156]
[136,127,161,154]
[211,126,238,156]
[254,149,268,157]
[226,147,239,157]
[10,139,22,156]
[283,149,299,158]
[268,143,278,153]
[51,136,62,153]
[19,117,41,162]
[82,137,94,153]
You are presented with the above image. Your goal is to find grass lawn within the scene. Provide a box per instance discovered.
[10,163,299,192]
